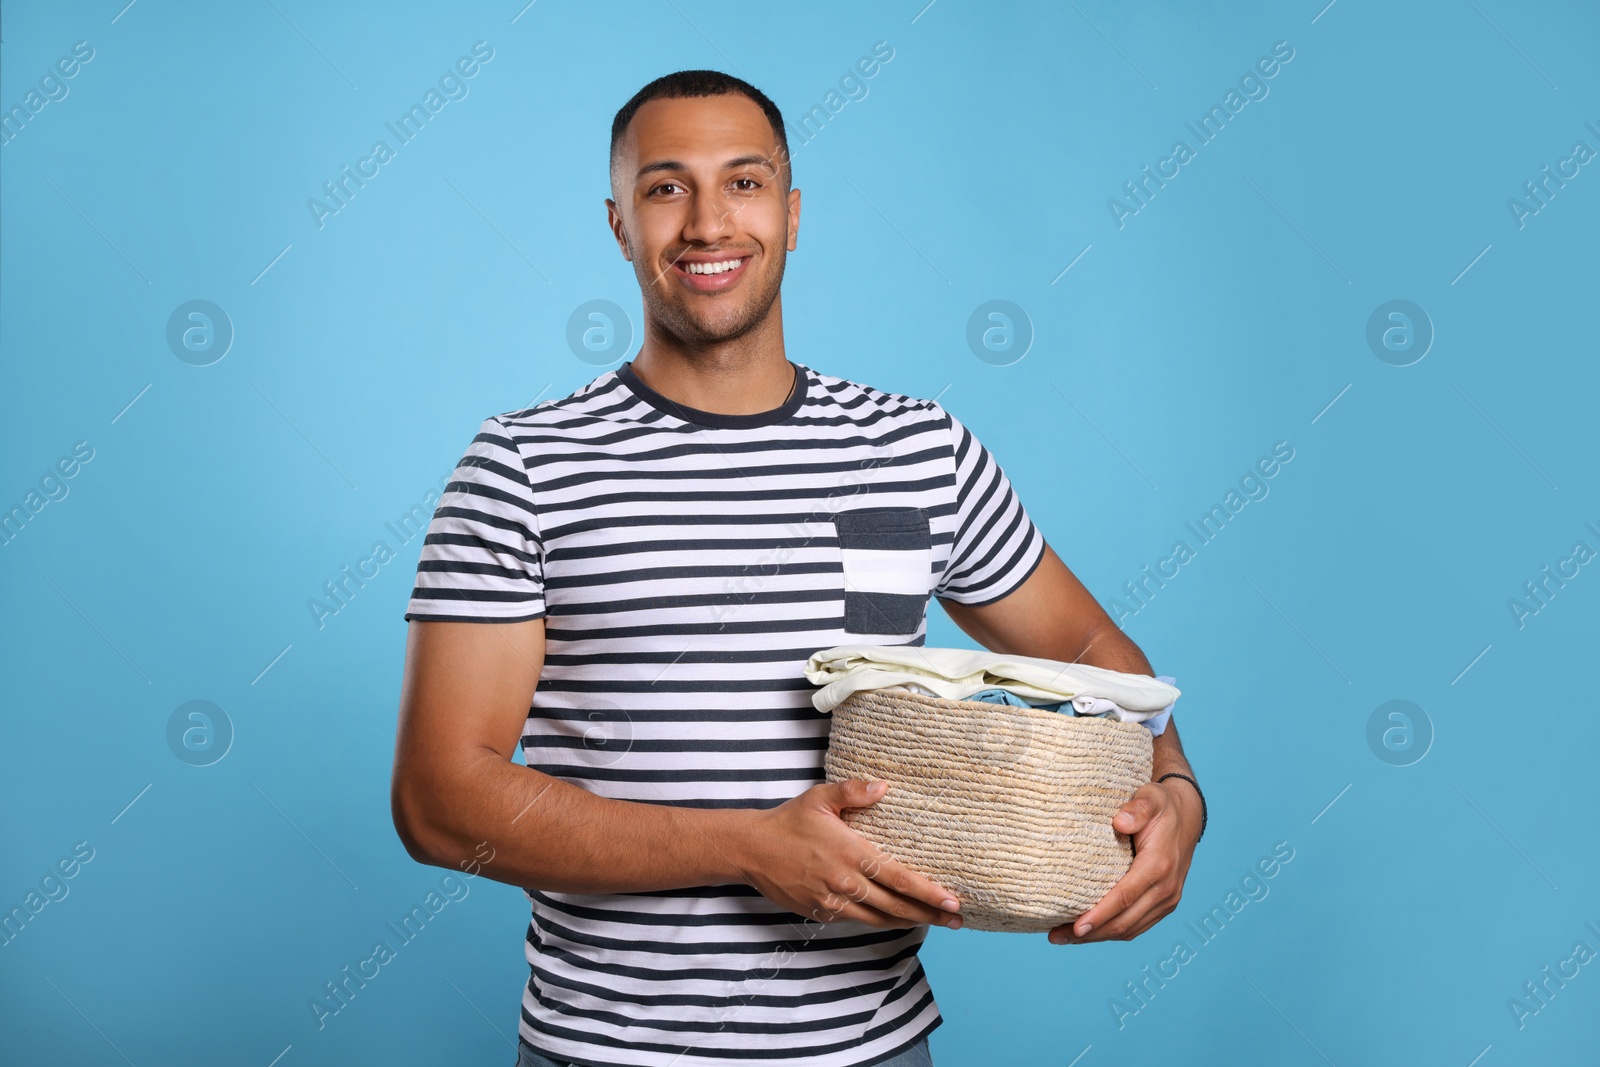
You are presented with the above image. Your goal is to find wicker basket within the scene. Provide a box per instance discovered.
[822,687,1153,933]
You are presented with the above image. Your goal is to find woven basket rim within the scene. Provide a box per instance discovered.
[834,686,1152,735]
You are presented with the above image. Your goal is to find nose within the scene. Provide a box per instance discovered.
[681,185,737,247]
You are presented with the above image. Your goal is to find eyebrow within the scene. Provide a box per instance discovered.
[635,154,775,180]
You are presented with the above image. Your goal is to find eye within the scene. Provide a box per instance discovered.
[650,181,684,196]
[731,177,761,191]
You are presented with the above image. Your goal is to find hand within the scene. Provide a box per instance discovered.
[1047,777,1202,945]
[739,779,964,930]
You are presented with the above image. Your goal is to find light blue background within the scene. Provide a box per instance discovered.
[3,1,1597,1064]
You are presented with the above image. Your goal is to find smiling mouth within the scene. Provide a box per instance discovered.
[670,255,750,291]
[682,257,746,275]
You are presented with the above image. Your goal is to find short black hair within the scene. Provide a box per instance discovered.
[610,70,791,193]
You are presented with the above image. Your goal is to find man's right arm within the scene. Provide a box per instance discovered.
[389,619,963,930]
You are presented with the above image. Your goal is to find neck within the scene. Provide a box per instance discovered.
[629,298,793,415]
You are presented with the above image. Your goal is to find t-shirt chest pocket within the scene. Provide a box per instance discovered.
[832,507,933,636]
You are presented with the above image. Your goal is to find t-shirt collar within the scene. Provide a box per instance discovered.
[616,359,807,429]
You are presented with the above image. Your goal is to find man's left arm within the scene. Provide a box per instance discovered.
[939,540,1204,946]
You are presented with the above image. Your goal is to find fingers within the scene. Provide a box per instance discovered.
[1049,820,1184,944]
[793,779,965,930]
[1062,875,1176,943]
[812,898,920,929]
[822,780,961,911]
[857,845,961,917]
[860,877,963,929]
[842,849,963,928]
[1058,853,1159,942]
[809,869,962,930]
[806,879,923,929]
[1064,785,1176,937]
[795,838,962,929]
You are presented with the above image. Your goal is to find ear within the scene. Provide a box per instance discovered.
[785,186,802,252]
[605,198,633,262]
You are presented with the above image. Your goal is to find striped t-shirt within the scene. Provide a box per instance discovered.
[405,359,1046,1067]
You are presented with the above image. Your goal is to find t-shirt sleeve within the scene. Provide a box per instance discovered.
[933,407,1047,606]
[404,415,546,623]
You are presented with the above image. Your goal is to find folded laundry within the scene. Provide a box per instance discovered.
[1068,694,1123,717]
[803,644,1181,723]
[967,686,1056,709]
[963,681,1176,737]
[882,681,1124,719]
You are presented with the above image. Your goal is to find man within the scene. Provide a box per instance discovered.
[391,70,1204,1067]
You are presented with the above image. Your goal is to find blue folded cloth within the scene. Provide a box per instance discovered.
[968,687,1046,708]
[968,675,1177,736]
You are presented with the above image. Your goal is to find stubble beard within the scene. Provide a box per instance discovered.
[639,246,787,347]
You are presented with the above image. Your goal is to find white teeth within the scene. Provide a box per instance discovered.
[684,258,744,275]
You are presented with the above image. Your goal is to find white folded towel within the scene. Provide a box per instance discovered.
[803,644,1181,723]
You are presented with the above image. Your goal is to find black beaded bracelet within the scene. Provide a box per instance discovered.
[1157,772,1207,844]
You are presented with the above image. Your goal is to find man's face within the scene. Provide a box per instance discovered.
[607,94,800,346]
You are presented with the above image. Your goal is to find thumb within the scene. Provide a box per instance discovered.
[821,778,888,813]
[1114,789,1158,834]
